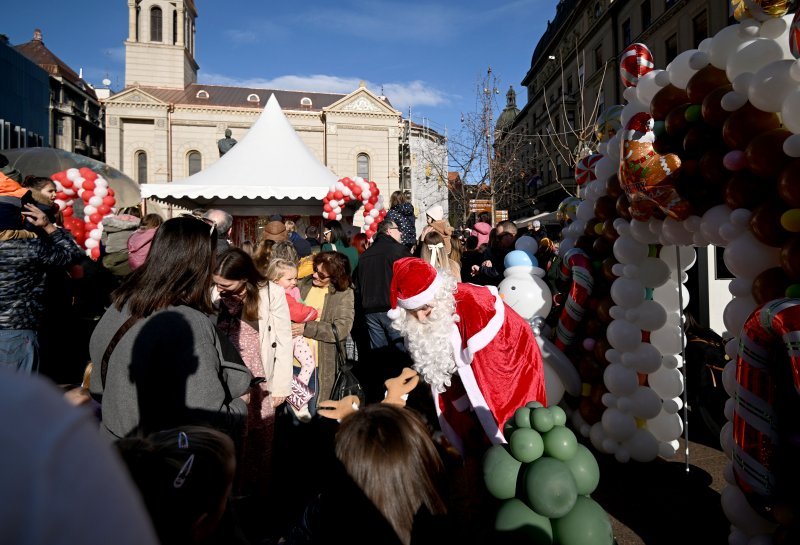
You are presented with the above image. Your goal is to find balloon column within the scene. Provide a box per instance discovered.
[51,167,116,260]
[322,176,386,239]
[484,402,614,545]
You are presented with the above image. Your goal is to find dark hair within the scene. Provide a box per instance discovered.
[350,232,368,254]
[272,240,298,264]
[240,240,255,256]
[390,190,406,208]
[465,235,478,251]
[335,405,446,544]
[323,220,349,247]
[141,213,163,229]
[313,251,351,291]
[116,426,236,545]
[305,225,319,239]
[377,219,396,235]
[121,206,142,218]
[22,175,55,191]
[113,216,216,318]
[214,248,265,322]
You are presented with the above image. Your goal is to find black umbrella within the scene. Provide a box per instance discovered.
[2,147,141,207]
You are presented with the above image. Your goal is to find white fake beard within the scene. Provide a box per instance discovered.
[390,277,459,393]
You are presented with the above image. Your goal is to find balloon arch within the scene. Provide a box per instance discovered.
[542,6,800,544]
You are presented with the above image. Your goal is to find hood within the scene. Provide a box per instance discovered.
[102,214,141,232]
[128,227,157,252]
[392,202,416,216]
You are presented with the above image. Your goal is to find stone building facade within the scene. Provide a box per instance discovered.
[104,0,446,220]
[503,0,731,220]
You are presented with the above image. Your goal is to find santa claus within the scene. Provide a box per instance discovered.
[387,257,547,455]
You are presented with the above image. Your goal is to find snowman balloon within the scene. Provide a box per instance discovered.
[499,250,579,404]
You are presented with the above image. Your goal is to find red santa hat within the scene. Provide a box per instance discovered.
[387,257,442,320]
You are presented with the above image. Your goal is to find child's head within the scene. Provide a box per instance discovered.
[267,258,298,289]
[22,176,57,202]
[141,213,164,230]
[116,426,236,545]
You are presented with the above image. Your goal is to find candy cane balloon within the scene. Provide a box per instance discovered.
[554,247,595,351]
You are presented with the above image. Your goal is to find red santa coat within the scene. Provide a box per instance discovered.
[436,283,547,455]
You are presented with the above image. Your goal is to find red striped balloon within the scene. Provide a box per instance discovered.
[575,154,603,186]
[790,9,800,59]
[620,43,655,88]
[554,248,594,351]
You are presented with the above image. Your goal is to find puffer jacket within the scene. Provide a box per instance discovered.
[385,202,417,247]
[101,214,140,254]
[0,229,84,330]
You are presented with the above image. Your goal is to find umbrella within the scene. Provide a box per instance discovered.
[2,147,141,207]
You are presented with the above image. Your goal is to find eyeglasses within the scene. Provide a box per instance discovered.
[173,431,195,489]
[323,229,332,237]
[313,268,331,280]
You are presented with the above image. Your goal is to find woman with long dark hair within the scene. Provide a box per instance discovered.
[89,216,252,441]
[211,248,292,499]
[320,220,359,271]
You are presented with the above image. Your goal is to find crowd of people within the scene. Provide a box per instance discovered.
[1,172,559,544]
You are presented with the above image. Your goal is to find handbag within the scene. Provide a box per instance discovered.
[287,376,315,410]
[330,323,365,404]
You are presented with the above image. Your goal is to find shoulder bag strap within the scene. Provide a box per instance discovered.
[330,322,346,371]
[101,315,139,388]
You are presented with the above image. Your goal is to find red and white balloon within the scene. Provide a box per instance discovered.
[620,43,655,88]
[322,177,386,239]
[51,167,116,260]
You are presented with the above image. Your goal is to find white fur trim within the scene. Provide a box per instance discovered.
[459,363,506,445]
[463,286,505,364]
[397,274,442,309]
[387,307,403,320]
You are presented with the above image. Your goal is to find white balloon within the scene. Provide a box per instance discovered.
[668,49,700,89]
[720,420,734,458]
[710,26,750,69]
[576,200,596,222]
[727,38,785,82]
[658,439,679,458]
[622,342,663,374]
[639,257,671,288]
[720,485,778,537]
[629,219,660,244]
[88,196,103,207]
[602,407,637,441]
[749,60,796,112]
[626,428,660,462]
[604,363,640,396]
[631,300,668,332]
[650,324,686,355]
[662,217,694,246]
[723,231,780,280]
[369,209,379,218]
[652,281,690,313]
[94,186,108,198]
[784,133,800,158]
[635,70,666,106]
[647,409,683,442]
[782,89,800,133]
[724,398,736,422]
[602,392,618,409]
[610,277,646,308]
[726,338,740,360]
[84,238,99,249]
[722,296,757,338]
[613,235,649,264]
[659,245,697,271]
[649,366,684,399]
[663,396,683,414]
[89,230,102,241]
[629,386,663,419]
[364,216,374,225]
[589,423,611,453]
[83,205,97,216]
[722,360,738,397]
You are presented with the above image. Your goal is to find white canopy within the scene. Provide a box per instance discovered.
[141,94,340,215]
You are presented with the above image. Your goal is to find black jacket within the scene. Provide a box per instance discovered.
[354,233,411,314]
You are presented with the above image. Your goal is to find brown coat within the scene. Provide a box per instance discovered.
[298,278,355,403]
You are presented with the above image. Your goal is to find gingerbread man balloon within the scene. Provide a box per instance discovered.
[618,112,690,221]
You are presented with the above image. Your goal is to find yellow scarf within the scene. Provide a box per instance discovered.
[294,285,327,367]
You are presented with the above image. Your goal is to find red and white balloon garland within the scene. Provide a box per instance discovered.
[51,167,116,260]
[322,177,386,239]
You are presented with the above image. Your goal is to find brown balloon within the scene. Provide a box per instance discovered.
[686,65,731,103]
[616,194,632,220]
[699,147,729,185]
[665,103,692,138]
[577,355,603,383]
[595,297,614,324]
[778,159,800,207]
[602,219,620,242]
[745,128,792,181]
[600,257,619,281]
[751,267,793,304]
[780,235,800,281]
[578,396,603,425]
[683,125,715,159]
[591,236,613,259]
[593,338,611,366]
[650,84,690,120]
[584,219,601,238]
[652,133,679,155]
[593,195,618,221]
[605,174,622,198]
[751,199,790,247]
[722,103,781,151]
[575,235,595,254]
[701,85,733,127]
[725,171,769,210]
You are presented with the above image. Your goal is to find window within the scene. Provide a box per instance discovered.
[622,18,632,47]
[577,64,585,86]
[136,151,148,183]
[594,2,601,17]
[641,0,651,29]
[594,45,604,73]
[187,151,202,176]
[357,153,370,180]
[693,10,708,48]
[300,97,313,108]
[172,9,177,44]
[665,33,678,64]
[566,76,573,95]
[196,90,209,99]
[247,93,260,103]
[135,5,140,40]
[150,7,163,42]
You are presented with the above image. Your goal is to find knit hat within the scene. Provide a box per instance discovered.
[426,204,444,222]
[471,221,491,246]
[386,257,441,320]
[262,220,288,242]
[532,220,541,229]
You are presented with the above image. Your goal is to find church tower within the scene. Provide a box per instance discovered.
[124,0,198,89]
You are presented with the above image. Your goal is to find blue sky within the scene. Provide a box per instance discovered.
[4,0,559,134]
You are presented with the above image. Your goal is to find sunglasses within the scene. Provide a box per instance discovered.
[313,268,331,280]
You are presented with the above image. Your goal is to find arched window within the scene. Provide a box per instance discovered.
[357,153,370,180]
[150,7,163,42]
[196,89,209,99]
[247,93,260,103]
[187,150,202,175]
[172,9,177,44]
[136,151,148,183]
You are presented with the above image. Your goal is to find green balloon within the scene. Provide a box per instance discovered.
[524,457,578,518]
[504,418,518,437]
[563,444,601,495]
[549,405,568,426]
[494,498,554,545]
[526,400,545,409]
[543,425,578,461]
[510,428,545,463]
[684,104,702,123]
[483,445,522,500]
[531,407,555,433]
[514,407,533,428]
[552,496,614,545]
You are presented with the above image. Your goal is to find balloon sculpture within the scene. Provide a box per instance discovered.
[51,167,116,260]
[484,401,613,545]
[322,176,386,239]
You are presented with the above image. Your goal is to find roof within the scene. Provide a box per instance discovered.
[128,83,346,111]
[14,29,97,100]
[522,0,579,85]
[141,93,340,211]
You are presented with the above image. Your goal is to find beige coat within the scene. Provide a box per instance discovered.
[212,281,293,397]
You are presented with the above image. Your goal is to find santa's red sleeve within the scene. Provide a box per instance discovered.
[435,283,547,454]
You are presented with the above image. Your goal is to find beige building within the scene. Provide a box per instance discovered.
[504,0,730,219]
[104,0,446,221]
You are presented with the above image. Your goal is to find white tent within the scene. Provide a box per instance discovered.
[141,94,340,216]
